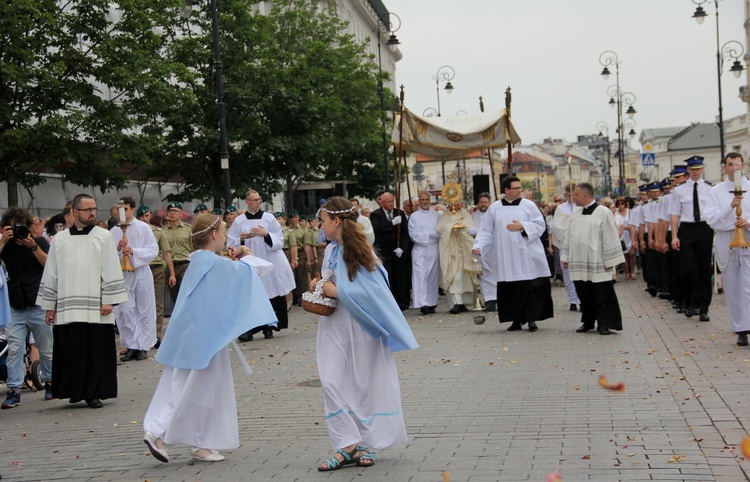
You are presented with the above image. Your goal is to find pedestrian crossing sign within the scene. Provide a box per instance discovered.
[641,153,655,166]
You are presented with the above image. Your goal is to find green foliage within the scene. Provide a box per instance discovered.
[0,0,190,206]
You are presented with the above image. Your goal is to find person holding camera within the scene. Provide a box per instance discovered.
[0,207,53,409]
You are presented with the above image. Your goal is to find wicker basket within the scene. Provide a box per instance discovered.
[302,299,336,316]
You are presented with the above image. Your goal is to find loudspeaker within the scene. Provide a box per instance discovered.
[473,175,490,205]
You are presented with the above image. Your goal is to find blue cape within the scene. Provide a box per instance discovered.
[0,268,10,329]
[156,251,277,370]
[330,242,418,352]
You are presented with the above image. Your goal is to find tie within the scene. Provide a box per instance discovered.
[693,182,701,222]
[387,211,392,221]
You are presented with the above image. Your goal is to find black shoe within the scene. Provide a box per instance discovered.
[576,324,594,333]
[237,332,253,343]
[598,327,613,335]
[647,287,657,297]
[263,329,274,339]
[119,349,137,362]
[136,350,148,361]
[569,304,577,311]
[684,307,697,318]
[152,338,161,349]
[428,306,437,314]
[507,321,522,331]
[420,306,430,315]
[699,313,710,322]
[658,292,672,300]
[484,300,497,312]
[86,399,103,409]
[738,333,749,347]
[449,304,468,314]
[528,321,538,332]
[676,304,685,314]
[439,288,446,296]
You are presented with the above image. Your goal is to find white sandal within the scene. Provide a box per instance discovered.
[190,447,225,462]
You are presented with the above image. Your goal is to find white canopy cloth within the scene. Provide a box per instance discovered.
[391,109,521,159]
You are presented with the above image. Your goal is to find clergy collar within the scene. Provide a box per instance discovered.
[584,199,596,209]
[581,202,599,215]
[501,198,522,206]
[70,224,95,235]
[245,210,263,220]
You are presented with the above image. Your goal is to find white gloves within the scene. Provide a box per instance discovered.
[391,216,402,225]
[394,248,404,258]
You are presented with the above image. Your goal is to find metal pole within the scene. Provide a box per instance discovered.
[376,24,390,191]
[714,1,726,161]
[210,0,231,209]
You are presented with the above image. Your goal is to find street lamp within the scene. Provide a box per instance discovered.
[432,65,456,117]
[375,11,402,192]
[596,121,612,195]
[599,49,637,196]
[692,0,746,161]
[534,161,543,201]
[181,0,232,209]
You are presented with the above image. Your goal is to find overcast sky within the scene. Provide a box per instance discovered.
[385,0,747,150]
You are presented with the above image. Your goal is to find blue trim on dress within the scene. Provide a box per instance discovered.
[325,407,403,424]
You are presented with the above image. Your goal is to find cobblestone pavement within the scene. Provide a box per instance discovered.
[2,277,750,481]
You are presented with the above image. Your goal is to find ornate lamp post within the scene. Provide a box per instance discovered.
[691,0,746,161]
[374,12,402,192]
[432,65,455,117]
[599,50,637,196]
[182,0,232,209]
[596,121,612,196]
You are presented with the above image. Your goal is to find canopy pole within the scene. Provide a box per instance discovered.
[479,96,499,200]
[395,85,407,247]
[504,87,513,177]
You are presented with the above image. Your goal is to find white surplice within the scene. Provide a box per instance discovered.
[473,199,550,282]
[561,204,625,283]
[408,208,441,308]
[110,218,158,351]
[471,209,497,302]
[227,211,295,298]
[552,201,580,304]
[704,178,750,333]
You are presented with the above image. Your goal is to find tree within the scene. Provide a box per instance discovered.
[150,0,386,209]
[0,0,192,207]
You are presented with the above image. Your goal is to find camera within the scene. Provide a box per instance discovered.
[12,223,30,240]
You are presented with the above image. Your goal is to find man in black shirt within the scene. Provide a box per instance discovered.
[0,207,52,408]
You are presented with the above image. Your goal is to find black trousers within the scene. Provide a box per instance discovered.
[665,232,684,305]
[382,255,411,310]
[52,323,117,402]
[574,280,623,331]
[677,222,713,313]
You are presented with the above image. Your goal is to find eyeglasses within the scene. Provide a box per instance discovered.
[246,198,261,202]
[75,208,97,213]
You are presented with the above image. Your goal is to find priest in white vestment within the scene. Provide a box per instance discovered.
[470,192,497,311]
[228,189,296,341]
[408,192,441,314]
[561,183,625,335]
[473,176,553,331]
[438,202,480,314]
[37,194,128,408]
[704,153,750,347]
[552,185,581,310]
[110,197,158,361]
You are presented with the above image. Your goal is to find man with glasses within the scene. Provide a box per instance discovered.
[473,176,553,332]
[37,193,128,408]
[0,207,53,409]
[162,202,192,305]
[227,189,295,341]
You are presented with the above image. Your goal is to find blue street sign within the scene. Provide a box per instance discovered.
[641,152,655,166]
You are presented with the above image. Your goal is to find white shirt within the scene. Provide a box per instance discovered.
[668,178,713,223]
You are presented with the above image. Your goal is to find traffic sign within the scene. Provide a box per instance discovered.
[641,153,655,166]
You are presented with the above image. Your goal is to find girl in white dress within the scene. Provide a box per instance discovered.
[314,197,418,471]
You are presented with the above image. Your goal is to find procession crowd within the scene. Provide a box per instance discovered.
[0,151,747,469]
